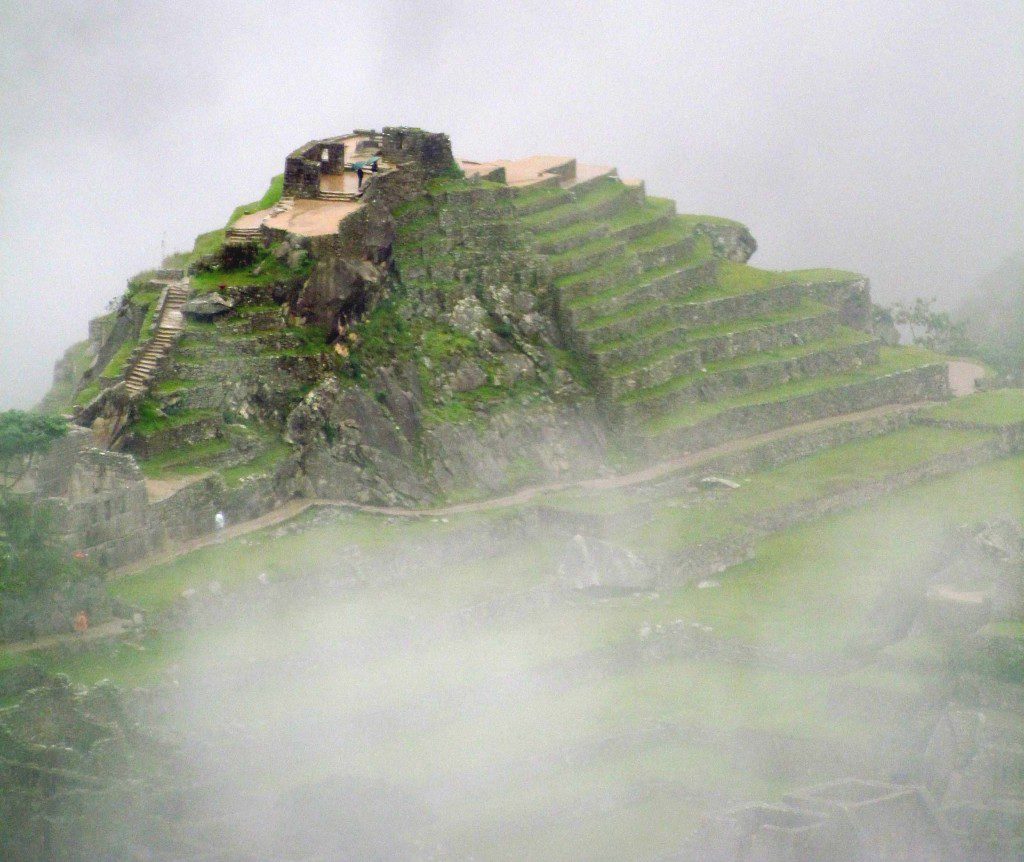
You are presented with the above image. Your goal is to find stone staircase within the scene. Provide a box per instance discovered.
[318,188,360,202]
[124,278,190,397]
[224,226,263,246]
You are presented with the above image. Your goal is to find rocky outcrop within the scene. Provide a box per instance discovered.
[558,533,653,592]
[286,376,433,504]
[692,220,757,263]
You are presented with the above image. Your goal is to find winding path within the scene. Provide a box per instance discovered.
[1,361,987,656]
[111,400,932,579]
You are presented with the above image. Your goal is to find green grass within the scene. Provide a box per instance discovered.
[137,438,234,479]
[674,213,745,229]
[645,346,945,434]
[100,337,138,380]
[225,174,284,227]
[221,442,292,487]
[626,221,693,254]
[611,451,1024,654]
[554,255,636,292]
[37,338,95,414]
[604,197,675,232]
[133,407,217,438]
[511,184,567,210]
[547,235,619,268]
[922,389,1024,426]
[109,509,499,615]
[619,425,992,552]
[178,175,285,264]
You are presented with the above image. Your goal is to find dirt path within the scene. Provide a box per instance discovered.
[948,360,986,397]
[104,401,932,581]
[3,381,975,656]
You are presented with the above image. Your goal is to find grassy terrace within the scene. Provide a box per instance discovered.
[618,327,877,406]
[644,345,946,434]
[607,451,1024,655]
[587,298,832,358]
[921,388,1024,426]
[546,235,620,269]
[518,177,631,230]
[605,196,675,231]
[137,438,233,479]
[568,249,713,312]
[623,424,992,550]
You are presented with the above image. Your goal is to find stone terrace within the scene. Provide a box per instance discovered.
[499,166,952,458]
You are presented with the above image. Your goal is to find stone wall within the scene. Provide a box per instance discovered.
[648,364,951,455]
[283,139,323,199]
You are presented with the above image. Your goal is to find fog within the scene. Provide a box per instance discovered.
[0,1,1020,408]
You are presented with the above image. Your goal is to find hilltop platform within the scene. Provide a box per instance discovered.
[232,198,362,238]
[459,155,616,188]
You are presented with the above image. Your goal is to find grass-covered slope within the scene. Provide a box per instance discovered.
[5,387,1022,860]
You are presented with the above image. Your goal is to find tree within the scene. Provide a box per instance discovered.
[0,412,82,640]
[0,411,68,489]
[887,297,973,354]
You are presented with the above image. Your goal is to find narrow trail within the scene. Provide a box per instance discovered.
[108,401,931,581]
[3,360,982,655]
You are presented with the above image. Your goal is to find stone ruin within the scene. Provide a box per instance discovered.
[922,707,1024,859]
[924,518,1024,633]
[674,779,953,862]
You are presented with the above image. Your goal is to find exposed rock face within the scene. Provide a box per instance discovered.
[287,374,608,505]
[286,376,432,505]
[297,257,386,331]
[693,221,757,263]
[425,401,607,495]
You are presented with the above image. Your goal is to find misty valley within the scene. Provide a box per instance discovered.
[2,125,1022,861]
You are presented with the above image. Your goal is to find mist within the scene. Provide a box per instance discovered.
[1,0,1021,408]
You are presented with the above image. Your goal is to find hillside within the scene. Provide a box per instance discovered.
[6,127,1022,860]
[36,128,958,568]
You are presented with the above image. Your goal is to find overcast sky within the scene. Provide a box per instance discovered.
[1,0,1021,408]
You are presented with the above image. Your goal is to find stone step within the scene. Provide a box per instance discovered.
[618,333,882,419]
[318,190,360,201]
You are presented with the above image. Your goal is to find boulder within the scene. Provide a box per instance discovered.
[449,360,487,393]
[183,292,234,319]
[558,533,653,592]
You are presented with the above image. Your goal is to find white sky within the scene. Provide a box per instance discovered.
[1,0,1021,407]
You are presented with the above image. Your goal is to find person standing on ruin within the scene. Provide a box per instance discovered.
[356,166,364,190]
